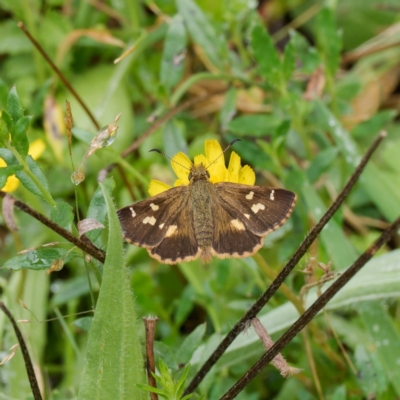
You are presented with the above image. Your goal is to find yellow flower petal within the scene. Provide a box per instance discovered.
[148,180,171,196]
[239,165,256,185]
[29,139,46,160]
[0,159,19,192]
[171,152,192,185]
[194,154,208,167]
[204,139,227,183]
[226,151,241,183]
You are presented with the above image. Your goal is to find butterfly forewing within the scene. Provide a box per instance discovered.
[213,183,296,236]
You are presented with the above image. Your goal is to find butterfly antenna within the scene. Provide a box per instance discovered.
[205,139,241,169]
[149,148,191,171]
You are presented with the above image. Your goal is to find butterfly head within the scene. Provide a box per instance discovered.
[188,163,210,182]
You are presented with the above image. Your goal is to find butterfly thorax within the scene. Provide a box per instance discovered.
[189,164,214,263]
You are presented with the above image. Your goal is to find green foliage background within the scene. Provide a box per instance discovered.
[0,0,400,399]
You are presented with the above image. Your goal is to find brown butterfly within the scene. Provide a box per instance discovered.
[118,141,296,265]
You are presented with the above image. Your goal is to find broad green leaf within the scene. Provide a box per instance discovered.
[16,155,51,201]
[3,248,80,271]
[312,100,400,221]
[0,164,23,187]
[78,180,146,400]
[7,85,23,122]
[85,177,115,243]
[162,119,187,158]
[154,341,179,371]
[0,148,18,165]
[315,7,341,78]
[72,317,93,332]
[11,115,31,158]
[359,301,400,396]
[176,323,206,365]
[306,147,339,183]
[50,200,74,231]
[227,114,281,137]
[160,14,187,91]
[190,249,400,371]
[251,25,282,87]
[176,0,224,70]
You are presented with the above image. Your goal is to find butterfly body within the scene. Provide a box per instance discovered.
[118,162,296,265]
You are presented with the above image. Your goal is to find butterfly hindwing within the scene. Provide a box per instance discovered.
[117,186,200,264]
[213,183,296,236]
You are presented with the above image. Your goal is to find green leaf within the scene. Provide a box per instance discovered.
[359,301,400,396]
[176,323,206,365]
[0,78,8,109]
[160,14,187,91]
[306,147,339,183]
[227,114,281,137]
[16,155,50,200]
[0,148,18,165]
[176,0,224,70]
[85,177,115,243]
[7,85,23,122]
[1,109,13,132]
[220,87,237,131]
[3,248,80,271]
[282,41,295,81]
[154,341,179,371]
[78,179,146,400]
[11,115,31,158]
[251,25,282,86]
[72,317,93,332]
[50,200,74,231]
[162,119,187,158]
[0,165,23,187]
[315,7,341,78]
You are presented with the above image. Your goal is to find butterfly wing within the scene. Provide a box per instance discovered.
[211,183,296,258]
[117,186,200,264]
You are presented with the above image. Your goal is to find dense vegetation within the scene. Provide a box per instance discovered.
[0,0,400,399]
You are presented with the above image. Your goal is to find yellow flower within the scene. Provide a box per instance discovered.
[148,139,255,196]
[0,138,46,192]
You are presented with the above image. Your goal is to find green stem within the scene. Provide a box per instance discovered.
[6,142,56,206]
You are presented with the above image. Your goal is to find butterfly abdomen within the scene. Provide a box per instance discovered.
[191,180,214,263]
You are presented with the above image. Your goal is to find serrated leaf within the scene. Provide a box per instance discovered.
[50,200,74,231]
[251,25,282,86]
[7,86,23,122]
[11,115,31,158]
[315,8,341,78]
[78,179,146,400]
[16,156,51,201]
[161,15,187,91]
[85,177,115,243]
[227,114,281,137]
[162,120,187,158]
[3,248,80,271]
[176,323,206,365]
[0,165,23,188]
[176,0,224,70]
[282,41,295,81]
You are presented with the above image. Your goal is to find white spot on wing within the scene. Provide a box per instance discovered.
[159,223,165,229]
[143,216,156,225]
[165,225,178,237]
[129,207,136,217]
[150,203,159,211]
[251,203,265,214]
[270,190,275,201]
[244,214,250,219]
[245,191,254,200]
[231,219,245,230]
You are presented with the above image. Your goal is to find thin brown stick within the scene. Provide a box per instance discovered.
[0,191,106,263]
[0,302,43,400]
[183,131,386,395]
[17,22,100,130]
[143,316,159,400]
[221,215,400,399]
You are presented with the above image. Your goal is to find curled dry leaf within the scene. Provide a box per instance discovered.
[78,218,105,238]
[303,65,326,101]
[46,259,64,275]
